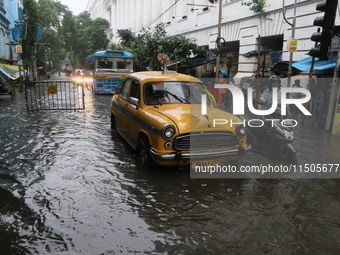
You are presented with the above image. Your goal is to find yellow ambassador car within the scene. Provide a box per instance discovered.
[110,71,248,168]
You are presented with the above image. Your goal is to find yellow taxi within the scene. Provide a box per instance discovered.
[110,71,248,168]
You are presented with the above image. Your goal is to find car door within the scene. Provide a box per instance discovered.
[124,80,141,147]
[116,79,132,137]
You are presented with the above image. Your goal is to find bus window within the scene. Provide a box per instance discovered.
[97,59,113,69]
[117,60,132,70]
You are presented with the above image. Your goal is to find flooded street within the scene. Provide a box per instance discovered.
[1,81,340,254]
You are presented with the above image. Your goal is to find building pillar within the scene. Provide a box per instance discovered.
[177,0,188,19]
[111,1,117,43]
[238,27,258,73]
[135,0,143,32]
[151,0,161,27]
[125,0,130,30]
[143,0,152,29]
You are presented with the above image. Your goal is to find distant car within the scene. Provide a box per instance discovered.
[110,71,248,168]
[72,69,84,83]
[74,69,84,77]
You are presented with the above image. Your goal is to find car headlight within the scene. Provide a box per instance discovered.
[162,124,175,139]
[236,124,247,136]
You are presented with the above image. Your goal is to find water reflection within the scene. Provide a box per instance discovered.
[0,87,339,254]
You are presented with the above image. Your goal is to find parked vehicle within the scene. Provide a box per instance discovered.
[246,116,297,164]
[110,71,249,169]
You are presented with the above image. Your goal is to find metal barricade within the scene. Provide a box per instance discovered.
[25,81,85,111]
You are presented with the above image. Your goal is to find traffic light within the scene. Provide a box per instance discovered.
[309,0,338,60]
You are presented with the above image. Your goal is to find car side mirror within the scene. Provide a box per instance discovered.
[129,97,139,108]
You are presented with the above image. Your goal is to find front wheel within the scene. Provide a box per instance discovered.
[110,114,116,130]
[137,136,154,169]
[280,144,297,164]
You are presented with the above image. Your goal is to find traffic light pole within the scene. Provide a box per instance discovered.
[215,0,223,84]
[287,0,297,87]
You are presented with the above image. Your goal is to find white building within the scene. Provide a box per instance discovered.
[86,0,340,75]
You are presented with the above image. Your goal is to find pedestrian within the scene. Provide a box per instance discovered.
[258,75,292,117]
[292,79,302,118]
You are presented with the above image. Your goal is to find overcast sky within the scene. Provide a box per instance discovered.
[59,0,88,15]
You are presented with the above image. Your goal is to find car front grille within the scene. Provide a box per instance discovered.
[174,132,238,151]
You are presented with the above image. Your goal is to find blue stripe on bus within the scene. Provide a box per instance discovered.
[111,101,162,136]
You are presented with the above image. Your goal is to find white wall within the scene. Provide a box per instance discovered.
[87,0,340,73]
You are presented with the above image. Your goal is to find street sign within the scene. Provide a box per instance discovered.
[288,40,298,52]
[15,45,22,53]
[48,85,58,95]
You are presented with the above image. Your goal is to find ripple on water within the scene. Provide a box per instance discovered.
[1,91,340,254]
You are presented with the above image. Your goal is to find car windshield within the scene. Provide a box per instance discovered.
[144,81,208,105]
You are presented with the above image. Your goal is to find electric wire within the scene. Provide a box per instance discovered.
[144,0,183,29]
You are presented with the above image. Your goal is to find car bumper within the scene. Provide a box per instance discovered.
[150,146,251,161]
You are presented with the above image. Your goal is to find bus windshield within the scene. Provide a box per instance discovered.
[96,58,133,72]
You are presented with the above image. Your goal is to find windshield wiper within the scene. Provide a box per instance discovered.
[165,91,190,104]
[153,98,163,106]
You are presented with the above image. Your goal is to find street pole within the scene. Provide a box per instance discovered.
[33,44,38,81]
[325,48,340,131]
[257,36,261,78]
[215,0,223,84]
[287,0,297,87]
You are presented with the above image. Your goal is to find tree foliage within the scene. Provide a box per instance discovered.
[242,0,266,14]
[112,24,206,71]
[64,12,110,68]
[36,0,68,70]
[23,0,110,72]
[22,0,39,68]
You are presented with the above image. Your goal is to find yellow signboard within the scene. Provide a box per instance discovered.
[15,45,22,53]
[288,40,298,52]
[332,105,340,135]
[48,85,57,95]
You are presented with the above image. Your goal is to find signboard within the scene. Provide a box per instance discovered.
[332,105,340,135]
[108,52,123,56]
[15,45,22,53]
[288,40,298,52]
[48,85,57,95]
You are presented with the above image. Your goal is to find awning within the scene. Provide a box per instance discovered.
[292,56,336,72]
[167,50,216,70]
[0,64,20,80]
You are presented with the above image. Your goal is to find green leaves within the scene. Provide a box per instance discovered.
[241,0,266,14]
[22,0,39,68]
[112,24,205,71]
[70,14,109,67]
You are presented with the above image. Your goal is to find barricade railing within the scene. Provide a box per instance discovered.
[25,81,85,111]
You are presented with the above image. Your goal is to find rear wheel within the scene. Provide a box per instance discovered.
[138,136,154,169]
[280,145,297,164]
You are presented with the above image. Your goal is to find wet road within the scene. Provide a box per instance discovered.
[0,80,340,254]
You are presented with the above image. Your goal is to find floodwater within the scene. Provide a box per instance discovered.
[0,79,339,254]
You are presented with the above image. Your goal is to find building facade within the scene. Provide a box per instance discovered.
[0,0,23,63]
[86,0,340,75]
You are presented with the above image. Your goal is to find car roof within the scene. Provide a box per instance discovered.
[128,71,202,84]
